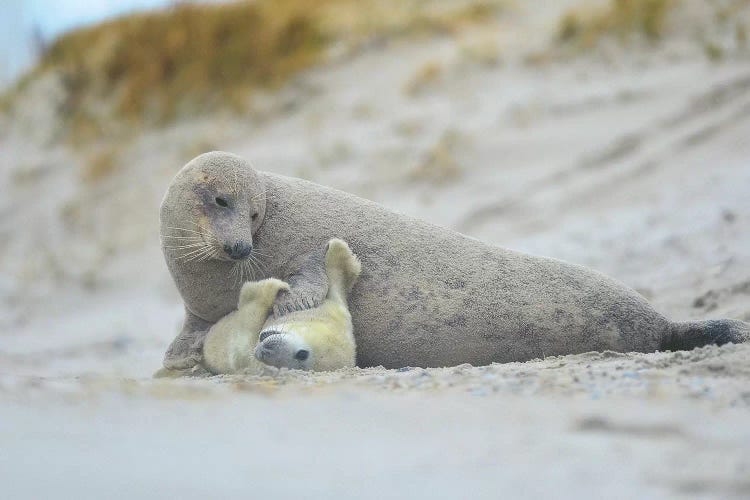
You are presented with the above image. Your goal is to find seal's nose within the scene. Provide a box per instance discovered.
[224,241,252,260]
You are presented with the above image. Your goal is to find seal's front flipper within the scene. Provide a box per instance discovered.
[162,309,212,370]
[153,364,210,378]
[273,245,329,317]
[153,367,187,378]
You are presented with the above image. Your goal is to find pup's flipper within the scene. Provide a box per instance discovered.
[238,278,289,309]
[324,238,361,305]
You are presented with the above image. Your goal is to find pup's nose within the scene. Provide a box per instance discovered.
[223,241,252,260]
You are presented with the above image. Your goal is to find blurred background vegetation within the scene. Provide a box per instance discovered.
[5,0,509,140]
[8,0,747,143]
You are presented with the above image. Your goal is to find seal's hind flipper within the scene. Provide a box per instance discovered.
[661,319,749,351]
[324,238,361,305]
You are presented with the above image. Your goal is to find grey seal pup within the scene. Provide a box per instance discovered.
[200,238,360,374]
[160,151,748,370]
[254,238,360,371]
[201,278,289,375]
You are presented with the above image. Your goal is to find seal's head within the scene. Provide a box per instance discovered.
[255,328,313,370]
[160,151,266,265]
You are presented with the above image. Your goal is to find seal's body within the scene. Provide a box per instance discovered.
[201,239,359,374]
[161,152,749,370]
[254,238,360,371]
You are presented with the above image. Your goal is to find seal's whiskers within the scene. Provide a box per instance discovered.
[244,258,259,279]
[251,189,274,203]
[179,223,221,243]
[248,253,267,274]
[249,249,272,258]
[230,260,251,288]
[163,242,209,250]
[161,235,204,240]
[163,225,222,263]
[179,247,214,262]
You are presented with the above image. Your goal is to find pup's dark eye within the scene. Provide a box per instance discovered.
[215,197,228,207]
[251,213,258,221]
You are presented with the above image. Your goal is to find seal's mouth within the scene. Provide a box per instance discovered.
[259,329,282,342]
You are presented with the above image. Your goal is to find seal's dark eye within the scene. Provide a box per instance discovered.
[215,197,228,207]
[251,213,258,221]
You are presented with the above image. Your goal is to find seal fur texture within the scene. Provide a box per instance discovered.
[161,151,749,370]
[254,238,360,371]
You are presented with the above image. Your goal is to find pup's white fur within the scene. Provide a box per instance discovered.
[202,278,289,374]
[201,239,360,374]
[255,238,361,371]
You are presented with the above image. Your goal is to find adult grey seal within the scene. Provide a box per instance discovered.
[160,151,749,370]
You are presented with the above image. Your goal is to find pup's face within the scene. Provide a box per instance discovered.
[254,329,312,370]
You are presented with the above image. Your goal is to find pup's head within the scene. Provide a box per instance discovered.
[254,328,312,370]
